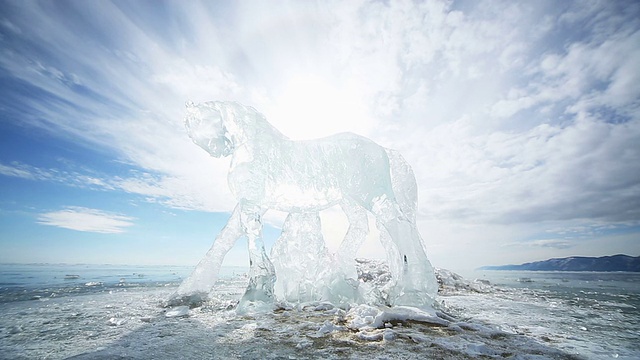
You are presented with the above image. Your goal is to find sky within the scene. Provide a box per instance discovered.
[0,0,639,271]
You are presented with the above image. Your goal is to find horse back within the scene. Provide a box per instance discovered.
[270,133,393,209]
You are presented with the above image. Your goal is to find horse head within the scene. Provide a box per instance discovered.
[184,101,234,158]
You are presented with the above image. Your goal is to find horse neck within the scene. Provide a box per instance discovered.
[226,106,288,150]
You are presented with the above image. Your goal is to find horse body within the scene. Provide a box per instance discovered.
[171,101,437,310]
[229,133,394,213]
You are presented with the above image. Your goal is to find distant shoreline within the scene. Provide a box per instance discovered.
[479,254,640,272]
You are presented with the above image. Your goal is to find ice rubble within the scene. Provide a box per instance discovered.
[170,101,438,310]
[435,268,493,294]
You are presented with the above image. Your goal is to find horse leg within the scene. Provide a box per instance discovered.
[168,204,244,306]
[337,201,369,279]
[238,203,276,312]
[370,195,437,307]
[272,212,330,302]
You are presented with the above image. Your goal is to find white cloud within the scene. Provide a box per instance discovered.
[0,18,22,34]
[37,207,135,234]
[0,162,38,180]
[530,239,574,250]
[413,113,640,224]
[0,160,234,212]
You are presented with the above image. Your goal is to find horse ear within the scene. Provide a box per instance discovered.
[185,100,195,108]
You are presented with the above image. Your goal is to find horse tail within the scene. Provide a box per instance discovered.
[386,149,418,223]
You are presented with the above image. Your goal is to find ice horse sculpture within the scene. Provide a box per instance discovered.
[169,101,437,310]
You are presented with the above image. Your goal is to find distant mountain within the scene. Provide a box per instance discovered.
[479,254,640,272]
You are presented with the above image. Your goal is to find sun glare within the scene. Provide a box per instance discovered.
[266,74,370,140]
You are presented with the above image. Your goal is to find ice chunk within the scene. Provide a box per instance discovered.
[171,101,437,310]
[346,304,380,329]
[346,304,449,330]
[383,329,396,341]
[435,268,493,294]
[107,317,127,326]
[165,306,190,318]
[316,320,345,336]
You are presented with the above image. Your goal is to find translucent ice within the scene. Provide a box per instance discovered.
[169,101,437,310]
[270,212,333,302]
[165,306,190,318]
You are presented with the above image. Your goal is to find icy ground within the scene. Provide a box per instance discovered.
[438,270,639,359]
[0,261,585,360]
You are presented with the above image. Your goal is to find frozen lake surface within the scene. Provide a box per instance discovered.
[0,263,638,359]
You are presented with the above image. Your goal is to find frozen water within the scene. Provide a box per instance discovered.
[170,101,437,310]
[1,263,638,359]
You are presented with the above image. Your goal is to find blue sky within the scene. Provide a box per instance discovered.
[0,0,638,270]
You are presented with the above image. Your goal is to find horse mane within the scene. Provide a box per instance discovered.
[214,101,289,143]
